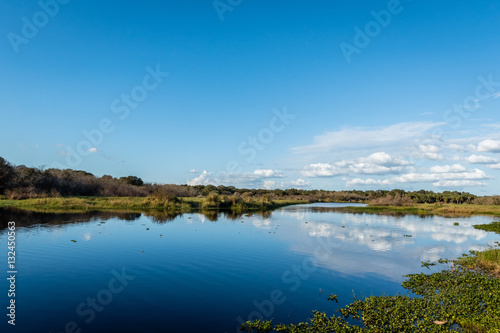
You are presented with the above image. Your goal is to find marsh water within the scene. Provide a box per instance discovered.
[0,203,498,333]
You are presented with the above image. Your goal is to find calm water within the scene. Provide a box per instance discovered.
[0,204,498,333]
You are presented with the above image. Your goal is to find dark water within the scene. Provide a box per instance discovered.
[0,204,498,333]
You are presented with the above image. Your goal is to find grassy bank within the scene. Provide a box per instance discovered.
[2,198,500,217]
[0,197,193,212]
[0,196,306,214]
[241,247,500,332]
[333,203,500,217]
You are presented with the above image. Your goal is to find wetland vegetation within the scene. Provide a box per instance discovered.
[240,245,500,333]
[2,156,500,217]
[2,156,500,332]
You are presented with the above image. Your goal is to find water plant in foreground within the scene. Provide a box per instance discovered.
[240,248,500,333]
[473,221,500,234]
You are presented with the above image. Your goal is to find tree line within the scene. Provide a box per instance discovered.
[1,156,498,205]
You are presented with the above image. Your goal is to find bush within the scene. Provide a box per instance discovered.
[150,187,180,203]
[370,194,413,206]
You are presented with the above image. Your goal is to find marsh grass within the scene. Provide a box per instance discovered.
[0,197,193,212]
[0,196,303,214]
[336,204,500,217]
[454,248,500,277]
[3,198,500,218]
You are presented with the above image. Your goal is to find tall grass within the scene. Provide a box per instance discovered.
[455,248,500,277]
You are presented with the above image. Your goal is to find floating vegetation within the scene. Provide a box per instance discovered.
[327,294,338,303]
[473,221,500,234]
[241,249,500,333]
[421,261,436,269]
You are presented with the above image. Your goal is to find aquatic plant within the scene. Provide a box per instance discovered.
[240,250,500,333]
[473,222,500,234]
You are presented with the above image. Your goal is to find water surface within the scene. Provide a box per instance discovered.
[0,204,498,333]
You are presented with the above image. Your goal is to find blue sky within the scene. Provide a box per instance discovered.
[1,0,500,195]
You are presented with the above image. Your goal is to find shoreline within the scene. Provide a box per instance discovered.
[2,197,499,331]
[0,196,307,214]
[329,203,500,217]
[2,197,500,217]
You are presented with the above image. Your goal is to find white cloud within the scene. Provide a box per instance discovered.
[187,170,219,186]
[303,153,413,178]
[263,180,276,190]
[415,145,443,160]
[488,163,500,169]
[279,178,311,188]
[418,144,440,153]
[346,178,391,187]
[262,176,308,190]
[465,154,499,164]
[430,164,466,173]
[360,152,412,166]
[301,163,344,177]
[189,169,198,173]
[292,122,444,153]
[335,160,349,167]
[88,147,98,153]
[348,163,406,175]
[477,139,500,153]
[415,152,443,160]
[187,169,285,187]
[433,180,487,187]
[393,169,488,183]
[253,169,285,178]
[346,167,490,189]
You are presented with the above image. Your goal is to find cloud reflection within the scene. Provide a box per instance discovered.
[279,208,495,281]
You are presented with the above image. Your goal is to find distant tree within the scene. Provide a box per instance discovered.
[119,176,144,186]
[0,157,15,193]
[201,185,217,196]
